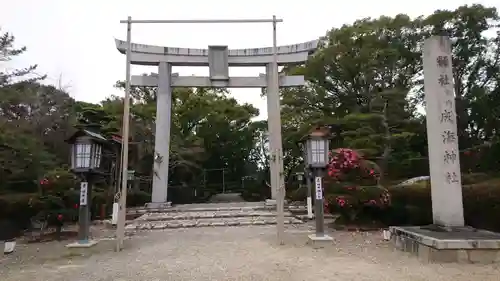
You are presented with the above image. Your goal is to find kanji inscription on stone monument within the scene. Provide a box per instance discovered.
[443,150,457,164]
[440,109,454,124]
[423,36,464,227]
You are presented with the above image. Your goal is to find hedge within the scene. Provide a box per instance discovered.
[289,175,500,232]
[4,178,499,233]
[0,190,123,230]
[382,179,500,232]
[0,186,213,230]
[0,192,79,230]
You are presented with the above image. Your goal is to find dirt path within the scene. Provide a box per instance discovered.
[1,225,499,281]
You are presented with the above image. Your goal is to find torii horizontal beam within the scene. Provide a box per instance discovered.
[115,39,318,67]
[131,74,305,88]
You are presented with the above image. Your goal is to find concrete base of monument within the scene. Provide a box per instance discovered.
[66,240,99,248]
[390,225,500,263]
[307,234,333,249]
[145,202,172,209]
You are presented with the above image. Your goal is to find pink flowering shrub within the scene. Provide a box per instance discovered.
[324,148,390,224]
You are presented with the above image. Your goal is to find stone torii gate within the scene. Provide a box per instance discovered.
[115,21,318,209]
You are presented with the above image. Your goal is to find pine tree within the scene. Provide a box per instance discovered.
[0,28,44,86]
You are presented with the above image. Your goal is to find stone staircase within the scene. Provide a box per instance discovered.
[125,202,305,232]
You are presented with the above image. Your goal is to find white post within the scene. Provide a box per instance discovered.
[151,62,172,206]
[111,202,119,225]
[306,171,313,219]
[116,15,132,251]
[423,36,464,227]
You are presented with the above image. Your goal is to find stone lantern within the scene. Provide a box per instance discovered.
[299,126,333,246]
[302,127,330,169]
[68,130,107,175]
[66,129,108,247]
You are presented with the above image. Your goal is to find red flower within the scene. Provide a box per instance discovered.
[336,196,347,207]
[57,214,63,221]
[40,178,49,186]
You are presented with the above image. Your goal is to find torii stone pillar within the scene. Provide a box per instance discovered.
[115,39,318,207]
[151,62,172,206]
[266,64,284,200]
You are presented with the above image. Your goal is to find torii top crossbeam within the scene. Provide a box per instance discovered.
[114,39,319,88]
[114,39,319,67]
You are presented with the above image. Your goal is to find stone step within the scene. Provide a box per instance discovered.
[295,213,339,221]
[127,205,267,215]
[125,216,304,231]
[135,210,292,222]
[288,205,307,213]
[127,203,308,215]
[130,206,268,214]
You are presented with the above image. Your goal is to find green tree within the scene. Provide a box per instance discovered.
[282,14,425,180]
[0,28,44,86]
[111,82,262,192]
[422,5,500,150]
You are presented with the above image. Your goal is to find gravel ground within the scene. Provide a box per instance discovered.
[1,225,499,281]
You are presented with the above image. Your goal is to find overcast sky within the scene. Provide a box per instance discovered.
[2,0,498,119]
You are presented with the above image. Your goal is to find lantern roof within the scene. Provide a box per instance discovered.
[65,128,108,144]
[299,126,331,142]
